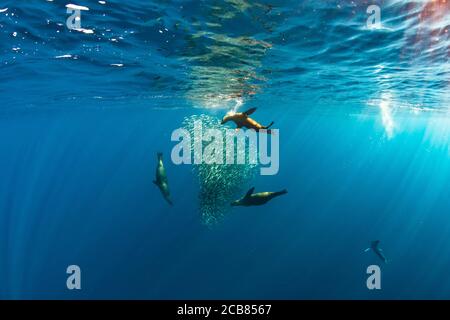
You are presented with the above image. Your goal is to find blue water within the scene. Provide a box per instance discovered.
[1,0,450,299]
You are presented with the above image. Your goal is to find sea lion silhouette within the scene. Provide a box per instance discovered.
[153,152,173,205]
[364,240,388,263]
[231,187,287,207]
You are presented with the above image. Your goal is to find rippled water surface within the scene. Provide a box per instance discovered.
[2,0,449,111]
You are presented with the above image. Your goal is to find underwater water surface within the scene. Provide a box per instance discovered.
[1,0,450,299]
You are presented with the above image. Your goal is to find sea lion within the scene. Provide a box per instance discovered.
[231,187,287,207]
[221,107,274,133]
[364,240,388,264]
[153,152,173,205]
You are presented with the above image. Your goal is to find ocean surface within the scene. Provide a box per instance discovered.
[1,0,450,299]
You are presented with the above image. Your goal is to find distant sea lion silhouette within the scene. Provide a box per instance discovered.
[364,240,388,263]
[221,107,274,133]
[231,187,287,207]
[153,152,173,205]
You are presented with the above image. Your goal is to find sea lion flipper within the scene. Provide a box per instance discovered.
[265,121,274,129]
[245,187,255,198]
[243,107,257,116]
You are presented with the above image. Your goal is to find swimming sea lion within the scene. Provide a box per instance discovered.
[153,152,173,205]
[221,107,274,133]
[231,187,287,207]
[364,240,388,264]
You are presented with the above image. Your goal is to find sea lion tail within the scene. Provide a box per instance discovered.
[275,189,287,197]
[261,121,275,134]
[265,121,274,129]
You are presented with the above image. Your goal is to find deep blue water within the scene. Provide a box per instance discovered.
[1,0,450,299]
